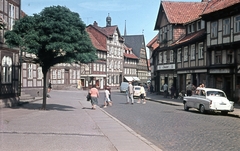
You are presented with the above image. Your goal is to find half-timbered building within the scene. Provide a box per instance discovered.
[0,0,21,107]
[201,0,240,101]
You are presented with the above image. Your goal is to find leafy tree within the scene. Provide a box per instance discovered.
[4,6,97,109]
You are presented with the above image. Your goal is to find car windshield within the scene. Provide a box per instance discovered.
[206,91,226,97]
[134,87,140,90]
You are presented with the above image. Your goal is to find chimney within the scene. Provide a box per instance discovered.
[93,21,98,27]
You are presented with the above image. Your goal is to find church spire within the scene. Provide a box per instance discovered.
[106,13,111,27]
[124,20,127,36]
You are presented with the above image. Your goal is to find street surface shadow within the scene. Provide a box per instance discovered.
[177,109,240,118]
[82,107,93,110]
[14,103,76,111]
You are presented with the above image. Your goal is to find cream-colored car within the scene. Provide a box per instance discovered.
[133,86,141,98]
[183,88,234,114]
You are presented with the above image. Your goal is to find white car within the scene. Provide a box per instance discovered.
[183,88,234,114]
[133,86,141,98]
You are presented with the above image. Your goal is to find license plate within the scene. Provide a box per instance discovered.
[220,103,226,105]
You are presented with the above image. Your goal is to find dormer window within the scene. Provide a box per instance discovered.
[188,23,195,33]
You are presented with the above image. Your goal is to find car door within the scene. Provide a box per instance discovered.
[196,90,207,108]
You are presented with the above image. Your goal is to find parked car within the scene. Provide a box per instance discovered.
[120,82,129,93]
[133,86,141,98]
[183,88,234,114]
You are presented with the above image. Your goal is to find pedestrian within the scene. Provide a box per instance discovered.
[163,83,168,98]
[150,84,154,93]
[89,85,99,110]
[107,86,112,106]
[137,84,146,104]
[103,87,111,108]
[48,80,52,93]
[170,85,175,99]
[186,82,194,96]
[127,81,134,104]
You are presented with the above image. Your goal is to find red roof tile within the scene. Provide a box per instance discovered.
[124,53,139,59]
[171,29,205,46]
[162,1,207,24]
[202,0,240,15]
[87,31,107,51]
[147,34,159,51]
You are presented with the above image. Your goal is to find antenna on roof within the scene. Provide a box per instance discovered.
[142,29,144,35]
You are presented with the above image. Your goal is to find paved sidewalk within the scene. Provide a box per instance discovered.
[145,92,240,117]
[0,91,162,151]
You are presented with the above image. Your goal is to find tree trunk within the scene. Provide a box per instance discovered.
[41,70,48,110]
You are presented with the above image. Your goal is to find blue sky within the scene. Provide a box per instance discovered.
[21,0,200,57]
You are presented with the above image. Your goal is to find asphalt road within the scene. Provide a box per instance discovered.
[102,91,240,151]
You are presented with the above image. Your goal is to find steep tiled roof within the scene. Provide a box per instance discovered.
[171,29,205,46]
[147,34,159,51]
[124,53,139,59]
[87,31,107,51]
[162,1,207,24]
[123,44,138,59]
[123,35,145,58]
[202,0,240,15]
[90,24,124,41]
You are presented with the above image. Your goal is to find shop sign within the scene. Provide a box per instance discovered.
[209,69,230,73]
[157,64,175,70]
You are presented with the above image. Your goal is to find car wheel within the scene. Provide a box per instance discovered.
[221,111,228,115]
[199,105,205,114]
[184,102,189,111]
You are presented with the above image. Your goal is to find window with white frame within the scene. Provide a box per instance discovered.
[1,56,12,83]
[177,49,181,62]
[215,51,222,64]
[163,51,167,63]
[52,70,57,79]
[223,18,230,35]
[93,63,96,71]
[235,15,240,33]
[227,50,234,64]
[37,67,43,79]
[170,50,174,63]
[169,25,172,40]
[9,3,15,30]
[191,23,195,33]
[184,47,188,61]
[197,21,201,30]
[57,70,61,79]
[158,52,162,63]
[28,64,33,79]
[211,21,217,38]
[118,61,120,69]
[188,25,192,33]
[191,44,195,60]
[100,64,102,71]
[72,70,76,79]
[96,64,99,71]
[198,43,204,59]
